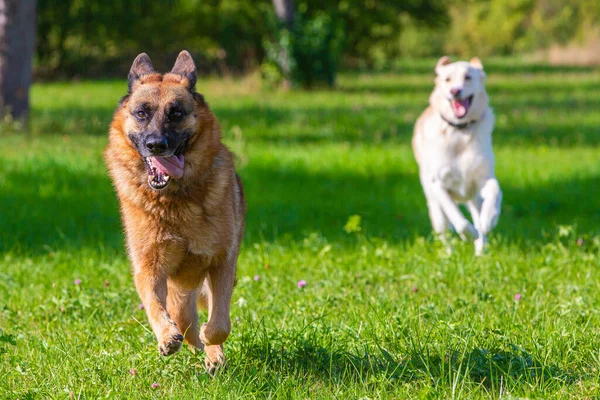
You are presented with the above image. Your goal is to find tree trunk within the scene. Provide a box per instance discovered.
[0,0,36,124]
[272,0,295,27]
[272,0,295,87]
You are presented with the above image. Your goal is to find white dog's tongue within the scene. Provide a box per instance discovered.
[150,155,184,179]
[451,98,470,118]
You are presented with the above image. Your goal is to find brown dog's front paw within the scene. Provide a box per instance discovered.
[199,322,230,346]
[158,327,184,356]
[204,344,226,375]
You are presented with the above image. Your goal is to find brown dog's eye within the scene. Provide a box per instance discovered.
[169,110,183,121]
[465,75,472,81]
[445,77,451,82]
[135,110,147,120]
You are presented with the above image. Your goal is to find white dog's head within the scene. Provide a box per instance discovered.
[429,56,489,124]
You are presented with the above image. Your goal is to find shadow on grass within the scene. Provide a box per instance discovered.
[0,166,122,255]
[3,153,598,256]
[244,163,600,244]
[500,175,600,241]
[30,98,600,147]
[0,161,425,255]
[238,334,574,392]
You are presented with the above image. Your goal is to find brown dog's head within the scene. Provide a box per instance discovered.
[121,51,205,190]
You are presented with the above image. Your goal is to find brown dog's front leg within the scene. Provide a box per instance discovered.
[166,281,204,350]
[199,261,235,373]
[135,270,184,356]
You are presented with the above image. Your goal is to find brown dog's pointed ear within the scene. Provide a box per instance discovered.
[435,56,452,75]
[128,53,155,92]
[469,57,484,70]
[171,50,197,91]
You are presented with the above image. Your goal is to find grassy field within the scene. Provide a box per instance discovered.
[1,60,600,398]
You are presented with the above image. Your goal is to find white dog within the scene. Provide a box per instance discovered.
[412,56,502,255]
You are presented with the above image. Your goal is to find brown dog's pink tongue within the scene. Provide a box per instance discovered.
[150,155,184,179]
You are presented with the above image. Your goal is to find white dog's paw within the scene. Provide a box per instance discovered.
[479,211,499,234]
[457,221,478,241]
[474,236,486,256]
[480,180,502,233]
[445,245,453,256]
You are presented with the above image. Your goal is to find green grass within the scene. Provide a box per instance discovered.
[1,64,600,398]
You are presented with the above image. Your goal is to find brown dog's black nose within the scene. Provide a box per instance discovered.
[145,135,168,155]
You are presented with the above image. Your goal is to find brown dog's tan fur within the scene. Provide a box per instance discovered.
[104,51,245,371]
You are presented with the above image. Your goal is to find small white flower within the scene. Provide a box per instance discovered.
[236,297,247,307]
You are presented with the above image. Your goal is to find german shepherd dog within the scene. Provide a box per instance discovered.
[105,51,246,372]
[412,56,501,255]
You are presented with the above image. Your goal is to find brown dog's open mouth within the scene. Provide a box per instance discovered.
[143,155,184,190]
[450,95,473,118]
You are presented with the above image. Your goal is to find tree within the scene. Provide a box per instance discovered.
[268,0,344,88]
[272,0,295,85]
[266,0,447,88]
[0,0,36,125]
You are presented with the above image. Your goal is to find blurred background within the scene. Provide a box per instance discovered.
[34,0,600,78]
[2,0,600,123]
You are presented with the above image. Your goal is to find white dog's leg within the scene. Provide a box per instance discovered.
[427,198,451,253]
[479,178,502,234]
[430,179,478,241]
[467,198,486,256]
[428,201,450,235]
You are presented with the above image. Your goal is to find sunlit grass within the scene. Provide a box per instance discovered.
[1,64,600,398]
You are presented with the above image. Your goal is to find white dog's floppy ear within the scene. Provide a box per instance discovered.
[435,56,452,75]
[469,57,484,70]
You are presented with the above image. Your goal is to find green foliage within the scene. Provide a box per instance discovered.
[264,10,345,88]
[35,0,447,79]
[445,0,600,57]
[262,0,447,87]
[446,0,535,57]
[35,0,272,77]
[2,64,600,397]
[292,0,448,70]
[213,0,273,72]
[259,60,285,90]
[392,14,447,61]
[518,0,600,52]
[33,0,600,79]
[290,12,345,88]
[343,215,362,234]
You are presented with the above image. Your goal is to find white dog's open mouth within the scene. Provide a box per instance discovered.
[450,95,473,118]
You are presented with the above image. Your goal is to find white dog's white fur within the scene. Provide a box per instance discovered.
[412,56,502,255]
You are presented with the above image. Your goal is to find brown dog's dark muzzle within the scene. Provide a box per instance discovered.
[145,135,169,156]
